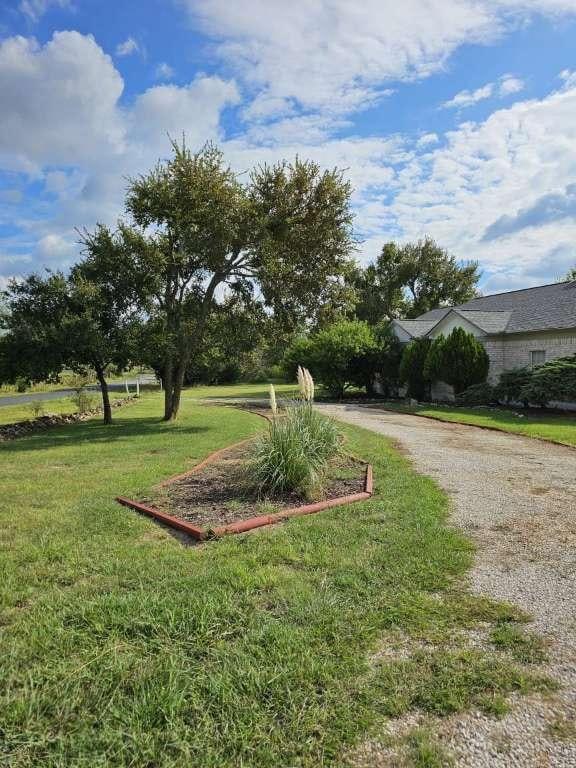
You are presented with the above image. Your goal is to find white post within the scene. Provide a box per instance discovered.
[136,378,140,397]
[125,379,129,395]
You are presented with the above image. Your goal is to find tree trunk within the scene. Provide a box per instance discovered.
[163,356,174,421]
[94,364,112,425]
[169,362,186,420]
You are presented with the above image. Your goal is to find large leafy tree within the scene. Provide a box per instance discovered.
[353,238,480,321]
[0,265,139,424]
[83,141,355,421]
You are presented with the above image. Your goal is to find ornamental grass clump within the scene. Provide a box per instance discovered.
[250,374,339,499]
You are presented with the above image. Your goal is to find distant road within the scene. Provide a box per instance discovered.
[0,377,157,408]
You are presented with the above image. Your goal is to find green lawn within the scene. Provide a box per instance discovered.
[0,396,79,426]
[376,401,576,448]
[0,392,551,767]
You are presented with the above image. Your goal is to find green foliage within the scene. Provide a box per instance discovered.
[1,264,137,424]
[424,328,489,395]
[0,391,553,766]
[422,334,446,383]
[399,338,432,401]
[97,139,355,420]
[496,367,533,406]
[455,381,497,406]
[404,728,454,767]
[490,624,548,664]
[352,237,480,321]
[27,400,45,419]
[519,354,576,407]
[248,401,340,498]
[69,388,97,414]
[15,376,27,393]
[283,319,377,397]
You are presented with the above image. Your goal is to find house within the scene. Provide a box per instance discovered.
[390,280,576,401]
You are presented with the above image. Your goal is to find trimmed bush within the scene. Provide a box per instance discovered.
[456,382,497,406]
[496,367,532,407]
[425,327,489,395]
[399,338,432,401]
[519,354,576,407]
[284,320,377,398]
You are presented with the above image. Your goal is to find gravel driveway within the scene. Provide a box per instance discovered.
[320,404,576,767]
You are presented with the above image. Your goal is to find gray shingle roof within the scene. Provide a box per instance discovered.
[393,319,438,338]
[409,281,576,336]
[453,310,512,334]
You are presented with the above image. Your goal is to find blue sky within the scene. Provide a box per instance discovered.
[1,0,576,294]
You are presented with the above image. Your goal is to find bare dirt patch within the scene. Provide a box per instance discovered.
[147,441,366,530]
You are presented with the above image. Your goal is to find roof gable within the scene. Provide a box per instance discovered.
[405,281,576,336]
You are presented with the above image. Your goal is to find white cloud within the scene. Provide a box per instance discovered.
[498,74,524,95]
[155,62,175,80]
[417,133,439,148]
[384,82,576,286]
[442,74,525,110]
[559,69,576,89]
[0,32,240,279]
[180,0,575,116]
[19,0,71,23]
[116,36,140,57]
[0,32,125,170]
[442,83,494,109]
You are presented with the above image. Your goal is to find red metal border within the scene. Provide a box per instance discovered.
[117,461,372,541]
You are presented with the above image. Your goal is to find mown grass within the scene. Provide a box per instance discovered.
[0,397,80,425]
[0,392,552,767]
[377,401,576,448]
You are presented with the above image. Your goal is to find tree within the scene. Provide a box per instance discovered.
[353,238,480,321]
[0,266,138,424]
[350,321,403,395]
[565,266,576,281]
[284,319,377,397]
[85,141,355,421]
[424,327,489,394]
[399,338,432,400]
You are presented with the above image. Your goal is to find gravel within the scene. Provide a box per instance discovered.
[320,404,576,767]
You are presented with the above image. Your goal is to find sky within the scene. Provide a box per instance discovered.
[1,0,576,295]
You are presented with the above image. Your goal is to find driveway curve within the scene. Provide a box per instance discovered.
[320,403,576,767]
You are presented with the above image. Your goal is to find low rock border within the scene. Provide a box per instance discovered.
[0,396,139,442]
[116,440,373,541]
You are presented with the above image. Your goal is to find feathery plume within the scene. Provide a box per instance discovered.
[304,368,315,401]
[269,383,277,416]
[297,365,306,399]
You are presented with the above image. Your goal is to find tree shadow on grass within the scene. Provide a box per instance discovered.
[0,415,212,455]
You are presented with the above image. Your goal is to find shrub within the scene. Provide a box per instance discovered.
[27,400,45,418]
[70,387,97,414]
[456,382,497,406]
[284,320,377,397]
[519,354,576,407]
[399,338,432,401]
[249,400,340,499]
[15,377,27,393]
[496,368,533,407]
[425,327,489,394]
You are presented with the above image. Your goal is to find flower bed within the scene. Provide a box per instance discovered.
[116,438,373,540]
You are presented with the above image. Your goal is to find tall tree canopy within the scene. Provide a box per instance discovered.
[353,237,480,321]
[82,141,355,420]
